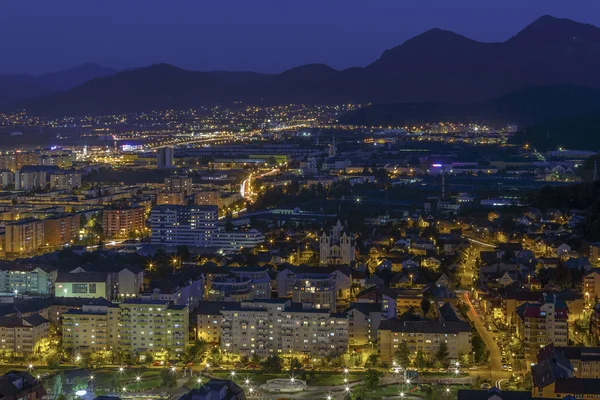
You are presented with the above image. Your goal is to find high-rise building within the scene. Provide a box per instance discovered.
[157,147,174,169]
[62,298,189,357]
[0,314,49,356]
[291,274,336,310]
[0,264,57,296]
[3,219,44,256]
[149,205,218,247]
[15,165,60,191]
[515,294,569,356]
[156,191,186,206]
[43,214,79,247]
[102,205,145,239]
[164,175,192,195]
[219,299,348,357]
[49,170,82,190]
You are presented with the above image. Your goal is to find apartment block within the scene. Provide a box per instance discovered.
[149,205,218,247]
[102,205,145,239]
[220,299,348,357]
[515,294,569,357]
[165,175,192,195]
[49,171,82,190]
[119,299,189,356]
[156,191,186,206]
[0,264,57,295]
[43,213,79,247]
[62,298,119,352]
[346,302,382,346]
[196,301,239,343]
[554,346,600,378]
[4,218,44,256]
[291,274,336,310]
[583,270,600,307]
[378,319,472,363]
[0,314,49,356]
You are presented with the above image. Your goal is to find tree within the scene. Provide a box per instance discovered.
[289,357,303,374]
[435,342,449,365]
[394,342,410,368]
[425,386,439,400]
[261,355,283,373]
[415,350,427,370]
[420,298,431,317]
[160,368,177,388]
[183,340,208,364]
[363,369,384,391]
[51,374,63,397]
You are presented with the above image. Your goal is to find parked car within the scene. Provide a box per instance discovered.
[469,366,478,370]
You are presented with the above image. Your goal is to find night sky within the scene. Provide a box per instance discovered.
[2,0,599,75]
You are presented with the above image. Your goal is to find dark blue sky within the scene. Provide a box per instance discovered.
[2,0,599,75]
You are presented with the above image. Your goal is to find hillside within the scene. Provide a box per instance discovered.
[338,86,600,127]
[9,15,600,115]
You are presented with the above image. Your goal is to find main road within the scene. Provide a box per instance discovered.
[463,293,511,382]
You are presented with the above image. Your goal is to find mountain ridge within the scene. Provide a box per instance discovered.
[7,15,600,115]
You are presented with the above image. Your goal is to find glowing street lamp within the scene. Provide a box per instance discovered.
[343,368,349,374]
[136,376,141,382]
[119,367,124,373]
[244,378,251,385]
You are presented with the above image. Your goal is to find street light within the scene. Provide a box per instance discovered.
[136,376,141,382]
[244,378,251,385]
[119,367,124,373]
[230,371,236,378]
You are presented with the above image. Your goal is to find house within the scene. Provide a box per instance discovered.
[0,371,46,400]
[422,257,441,270]
[178,379,246,400]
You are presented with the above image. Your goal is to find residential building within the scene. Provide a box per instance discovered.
[211,230,265,253]
[515,294,569,357]
[43,213,79,247]
[220,299,348,357]
[276,266,351,301]
[346,302,382,346]
[208,277,254,302]
[3,218,44,256]
[14,165,59,190]
[0,264,57,295]
[62,297,119,352]
[0,169,14,188]
[70,265,144,299]
[194,190,220,206]
[291,274,336,310]
[590,243,600,266]
[503,290,584,328]
[49,170,82,190]
[55,272,111,300]
[102,205,145,239]
[178,379,246,400]
[456,389,533,400]
[356,286,399,320]
[119,299,188,357]
[319,220,355,265]
[554,346,600,378]
[229,267,271,299]
[62,298,189,357]
[0,314,49,355]
[592,304,600,338]
[584,270,600,307]
[156,191,186,206]
[196,301,239,343]
[149,205,218,247]
[0,371,46,400]
[165,175,192,195]
[157,147,174,169]
[15,153,40,170]
[532,344,574,398]
[378,319,472,363]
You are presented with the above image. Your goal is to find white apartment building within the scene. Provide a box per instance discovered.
[149,205,218,247]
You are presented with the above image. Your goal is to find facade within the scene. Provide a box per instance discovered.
[584,270,600,307]
[194,190,220,206]
[291,274,336,310]
[0,264,56,296]
[102,205,145,239]
[119,300,188,356]
[4,219,44,256]
[149,205,218,247]
[196,301,239,343]
[43,214,79,247]
[55,272,111,300]
[346,302,382,346]
[378,319,472,363]
[208,277,254,302]
[229,267,271,299]
[49,171,82,190]
[62,298,189,357]
[319,220,355,265]
[554,346,600,378]
[157,147,174,169]
[0,314,49,355]
[156,191,186,206]
[62,298,119,352]
[211,230,265,253]
[515,294,569,357]
[165,175,192,195]
[220,299,348,357]
[15,165,59,190]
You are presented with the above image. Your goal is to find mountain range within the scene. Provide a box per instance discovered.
[5,15,600,116]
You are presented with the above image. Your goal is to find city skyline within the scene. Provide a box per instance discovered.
[1,0,600,75]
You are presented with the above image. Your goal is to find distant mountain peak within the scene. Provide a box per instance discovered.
[509,14,600,45]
